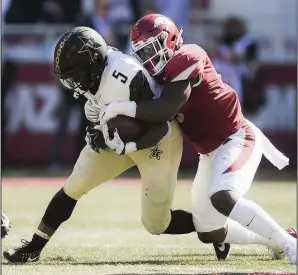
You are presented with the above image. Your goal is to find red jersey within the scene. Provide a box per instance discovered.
[157,44,244,154]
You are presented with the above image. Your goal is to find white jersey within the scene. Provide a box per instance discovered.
[95,48,162,106]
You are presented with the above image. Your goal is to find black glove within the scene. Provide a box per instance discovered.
[1,211,11,238]
[86,126,107,153]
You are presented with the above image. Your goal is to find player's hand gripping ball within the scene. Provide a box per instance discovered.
[94,115,148,155]
[1,211,11,238]
[106,115,147,143]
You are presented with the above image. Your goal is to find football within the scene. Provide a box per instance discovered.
[107,115,148,143]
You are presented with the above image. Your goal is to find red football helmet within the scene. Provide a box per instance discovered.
[130,14,183,76]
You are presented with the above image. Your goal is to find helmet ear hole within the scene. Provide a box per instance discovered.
[171,35,176,41]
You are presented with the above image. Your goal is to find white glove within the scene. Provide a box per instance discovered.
[99,101,137,125]
[98,124,137,155]
[101,124,125,154]
[84,100,101,123]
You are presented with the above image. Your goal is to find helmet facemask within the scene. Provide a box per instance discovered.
[55,55,106,99]
[132,31,174,76]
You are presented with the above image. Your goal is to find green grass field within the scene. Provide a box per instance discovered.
[2,178,297,275]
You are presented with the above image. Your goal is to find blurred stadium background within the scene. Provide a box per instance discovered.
[1,0,296,274]
[1,0,296,177]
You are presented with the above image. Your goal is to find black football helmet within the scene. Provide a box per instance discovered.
[53,26,108,98]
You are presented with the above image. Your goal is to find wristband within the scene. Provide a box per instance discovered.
[125,142,137,154]
[121,101,137,118]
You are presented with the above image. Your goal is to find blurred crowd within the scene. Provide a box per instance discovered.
[2,0,268,169]
[3,0,191,51]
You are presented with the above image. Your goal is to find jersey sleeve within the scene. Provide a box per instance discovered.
[163,44,206,86]
[130,69,163,102]
[129,70,153,101]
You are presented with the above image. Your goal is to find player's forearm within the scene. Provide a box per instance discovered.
[135,121,170,150]
[106,80,190,123]
[135,99,179,122]
[116,99,179,122]
[135,80,191,122]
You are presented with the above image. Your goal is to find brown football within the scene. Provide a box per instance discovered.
[106,115,148,143]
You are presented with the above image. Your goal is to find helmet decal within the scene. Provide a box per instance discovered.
[78,36,101,61]
[153,17,172,31]
[55,29,76,70]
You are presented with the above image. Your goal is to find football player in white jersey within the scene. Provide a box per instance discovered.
[3,27,193,263]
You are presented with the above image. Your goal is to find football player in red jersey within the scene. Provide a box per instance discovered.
[96,14,296,264]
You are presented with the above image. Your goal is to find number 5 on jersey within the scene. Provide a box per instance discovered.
[112,70,128,84]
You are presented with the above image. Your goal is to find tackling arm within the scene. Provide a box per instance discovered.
[100,45,205,124]
[100,79,192,124]
[134,121,171,150]
[135,80,192,122]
